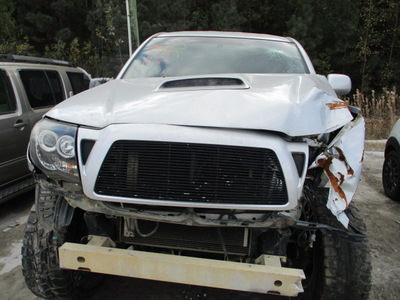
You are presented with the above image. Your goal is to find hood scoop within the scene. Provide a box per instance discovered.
[158,77,249,90]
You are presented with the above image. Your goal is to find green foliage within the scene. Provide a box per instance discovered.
[85,0,128,76]
[210,0,246,31]
[357,0,400,91]
[0,0,16,39]
[238,0,290,34]
[138,0,244,40]
[285,0,360,76]
[0,38,33,55]
[0,0,34,55]
[1,0,399,93]
[44,39,67,60]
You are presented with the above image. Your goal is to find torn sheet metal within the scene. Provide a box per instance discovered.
[310,114,365,227]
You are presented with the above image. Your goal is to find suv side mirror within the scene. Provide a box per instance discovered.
[327,74,351,96]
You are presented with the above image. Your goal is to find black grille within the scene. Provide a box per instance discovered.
[94,141,288,205]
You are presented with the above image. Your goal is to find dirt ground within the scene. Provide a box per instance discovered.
[0,150,399,300]
[355,151,400,299]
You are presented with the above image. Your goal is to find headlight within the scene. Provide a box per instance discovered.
[29,119,79,182]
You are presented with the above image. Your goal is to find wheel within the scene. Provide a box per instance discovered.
[382,150,400,200]
[287,188,371,300]
[21,186,101,299]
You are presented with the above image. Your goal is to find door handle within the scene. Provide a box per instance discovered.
[14,120,28,129]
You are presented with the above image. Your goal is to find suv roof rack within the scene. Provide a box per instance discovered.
[0,54,76,67]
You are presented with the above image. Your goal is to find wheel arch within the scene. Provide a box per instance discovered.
[34,184,76,232]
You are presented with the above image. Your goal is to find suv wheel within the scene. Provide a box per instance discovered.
[382,150,400,200]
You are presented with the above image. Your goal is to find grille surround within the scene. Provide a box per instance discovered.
[94,140,288,206]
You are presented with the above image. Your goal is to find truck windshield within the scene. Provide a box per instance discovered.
[122,36,308,78]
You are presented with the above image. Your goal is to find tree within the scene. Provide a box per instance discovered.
[85,0,129,76]
[238,0,292,35]
[0,0,33,54]
[2,0,400,89]
[137,0,192,39]
[357,0,400,91]
[0,0,15,38]
[285,0,360,76]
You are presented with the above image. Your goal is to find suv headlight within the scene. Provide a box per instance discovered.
[29,118,79,182]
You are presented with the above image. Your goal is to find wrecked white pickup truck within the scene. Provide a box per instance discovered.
[22,31,371,299]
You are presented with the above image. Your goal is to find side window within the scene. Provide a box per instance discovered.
[0,69,17,115]
[46,71,65,104]
[67,72,90,95]
[19,70,65,109]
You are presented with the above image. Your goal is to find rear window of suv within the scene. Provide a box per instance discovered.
[19,70,65,109]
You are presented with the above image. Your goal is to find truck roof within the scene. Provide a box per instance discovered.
[155,31,291,42]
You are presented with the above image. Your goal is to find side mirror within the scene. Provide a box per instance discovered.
[327,74,351,96]
[89,78,112,89]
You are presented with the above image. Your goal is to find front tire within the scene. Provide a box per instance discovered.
[21,186,99,299]
[382,150,400,200]
[288,189,371,300]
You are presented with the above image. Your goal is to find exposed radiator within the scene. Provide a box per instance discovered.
[121,219,250,256]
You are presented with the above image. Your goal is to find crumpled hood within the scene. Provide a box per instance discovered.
[47,74,353,136]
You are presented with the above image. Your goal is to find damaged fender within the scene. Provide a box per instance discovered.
[311,112,365,227]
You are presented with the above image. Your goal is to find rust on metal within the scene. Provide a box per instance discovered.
[326,101,349,110]
[317,154,348,206]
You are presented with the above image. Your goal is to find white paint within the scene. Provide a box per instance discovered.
[47,74,352,137]
[310,115,365,227]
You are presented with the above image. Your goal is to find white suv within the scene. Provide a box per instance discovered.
[383,119,400,200]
